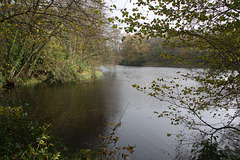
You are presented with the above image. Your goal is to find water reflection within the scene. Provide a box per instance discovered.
[1,66,194,159]
[1,82,120,152]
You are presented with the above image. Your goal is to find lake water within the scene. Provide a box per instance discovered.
[1,65,197,159]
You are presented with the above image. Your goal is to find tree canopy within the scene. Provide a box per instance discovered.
[120,0,240,71]
[0,0,121,85]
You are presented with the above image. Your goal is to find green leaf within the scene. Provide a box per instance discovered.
[108,17,114,23]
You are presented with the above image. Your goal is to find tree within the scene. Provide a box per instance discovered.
[120,0,240,70]
[117,0,240,158]
[0,0,120,84]
[120,34,150,66]
[119,34,206,67]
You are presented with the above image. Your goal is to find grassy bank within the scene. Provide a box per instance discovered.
[1,67,103,88]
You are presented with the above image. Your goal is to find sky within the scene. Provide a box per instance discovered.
[104,0,136,19]
[104,0,152,34]
[102,0,134,34]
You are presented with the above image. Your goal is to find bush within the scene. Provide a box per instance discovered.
[0,106,65,159]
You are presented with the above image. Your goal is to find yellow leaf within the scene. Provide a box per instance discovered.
[115,121,121,128]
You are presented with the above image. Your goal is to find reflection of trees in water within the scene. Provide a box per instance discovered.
[0,83,113,152]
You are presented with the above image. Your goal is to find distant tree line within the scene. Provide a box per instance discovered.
[119,34,207,67]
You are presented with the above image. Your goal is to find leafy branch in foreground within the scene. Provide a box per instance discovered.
[79,122,135,160]
[133,69,240,159]
[0,106,65,159]
[118,0,240,72]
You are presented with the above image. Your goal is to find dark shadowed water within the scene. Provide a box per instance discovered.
[1,65,197,159]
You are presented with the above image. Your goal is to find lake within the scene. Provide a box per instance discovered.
[1,65,197,159]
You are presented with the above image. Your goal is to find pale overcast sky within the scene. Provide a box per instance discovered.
[105,0,136,17]
[104,0,153,34]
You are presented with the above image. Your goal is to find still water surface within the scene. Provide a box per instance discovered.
[2,65,197,159]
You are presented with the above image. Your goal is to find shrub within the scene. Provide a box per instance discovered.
[0,106,65,159]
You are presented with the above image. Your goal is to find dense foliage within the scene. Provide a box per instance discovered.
[0,0,121,86]
[113,0,240,158]
[0,106,65,159]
